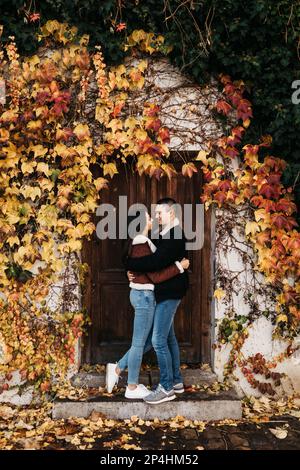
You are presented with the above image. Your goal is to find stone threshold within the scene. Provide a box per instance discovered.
[53,368,242,421]
[52,389,242,421]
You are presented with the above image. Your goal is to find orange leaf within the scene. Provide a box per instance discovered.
[182,162,197,178]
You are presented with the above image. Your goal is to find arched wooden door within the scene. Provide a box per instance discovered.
[81,159,212,365]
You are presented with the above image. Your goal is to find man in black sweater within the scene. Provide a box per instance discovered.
[125,198,189,404]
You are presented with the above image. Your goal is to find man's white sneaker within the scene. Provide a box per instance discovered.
[125,384,151,399]
[105,363,119,393]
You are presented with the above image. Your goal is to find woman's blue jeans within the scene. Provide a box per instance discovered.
[117,288,156,384]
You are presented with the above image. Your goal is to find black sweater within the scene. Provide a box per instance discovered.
[124,225,189,303]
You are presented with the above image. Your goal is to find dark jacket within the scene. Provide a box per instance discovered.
[124,225,189,302]
[128,241,181,285]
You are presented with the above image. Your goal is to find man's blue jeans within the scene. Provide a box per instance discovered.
[117,289,156,384]
[151,299,183,391]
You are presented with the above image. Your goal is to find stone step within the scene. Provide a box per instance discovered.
[70,368,217,389]
[52,388,242,421]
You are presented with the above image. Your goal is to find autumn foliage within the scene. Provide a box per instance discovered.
[201,75,300,394]
[0,22,190,394]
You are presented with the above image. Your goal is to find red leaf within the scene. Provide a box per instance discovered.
[216,99,232,115]
[222,146,239,158]
[115,22,126,32]
[158,127,170,144]
[258,183,275,199]
[145,118,161,132]
[143,103,160,117]
[218,180,231,191]
[276,198,297,215]
[28,12,40,22]
[111,102,124,118]
[271,214,299,230]
[214,191,227,205]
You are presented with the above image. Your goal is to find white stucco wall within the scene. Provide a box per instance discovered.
[211,201,300,396]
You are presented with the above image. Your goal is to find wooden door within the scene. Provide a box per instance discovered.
[81,160,212,365]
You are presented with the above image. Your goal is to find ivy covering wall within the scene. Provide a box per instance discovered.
[1,0,299,221]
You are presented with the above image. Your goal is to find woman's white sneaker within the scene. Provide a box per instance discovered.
[125,384,151,399]
[105,363,119,393]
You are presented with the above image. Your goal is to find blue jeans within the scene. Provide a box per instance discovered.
[151,299,183,392]
[117,289,156,384]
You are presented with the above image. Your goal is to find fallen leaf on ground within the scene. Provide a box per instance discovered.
[89,410,106,422]
[269,427,288,439]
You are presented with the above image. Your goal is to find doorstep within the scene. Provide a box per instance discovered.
[53,369,242,421]
[52,388,242,421]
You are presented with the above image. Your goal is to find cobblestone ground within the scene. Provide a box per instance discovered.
[1,404,300,450]
[81,415,300,450]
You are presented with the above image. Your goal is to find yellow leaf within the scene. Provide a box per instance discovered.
[214,288,226,301]
[122,444,142,450]
[137,59,148,72]
[103,163,118,178]
[27,54,40,67]
[195,150,209,165]
[67,239,82,251]
[131,426,146,435]
[70,436,81,446]
[27,120,42,131]
[254,209,270,223]
[115,64,126,75]
[125,117,139,130]
[35,106,49,118]
[36,162,50,176]
[73,123,90,141]
[245,221,260,237]
[38,178,54,192]
[131,30,147,43]
[21,161,37,174]
[37,205,58,227]
[0,110,18,123]
[20,186,41,201]
[6,236,20,247]
[94,177,108,192]
[30,145,48,158]
[107,119,123,133]
[276,314,288,323]
[6,213,20,225]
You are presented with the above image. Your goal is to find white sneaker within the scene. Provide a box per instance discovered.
[125,384,151,399]
[105,363,119,393]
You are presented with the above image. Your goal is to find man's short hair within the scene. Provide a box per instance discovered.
[156,197,177,208]
[156,197,178,217]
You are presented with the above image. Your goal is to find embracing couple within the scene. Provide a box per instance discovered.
[105,197,189,405]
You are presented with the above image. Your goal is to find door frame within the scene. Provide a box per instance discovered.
[80,159,215,366]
